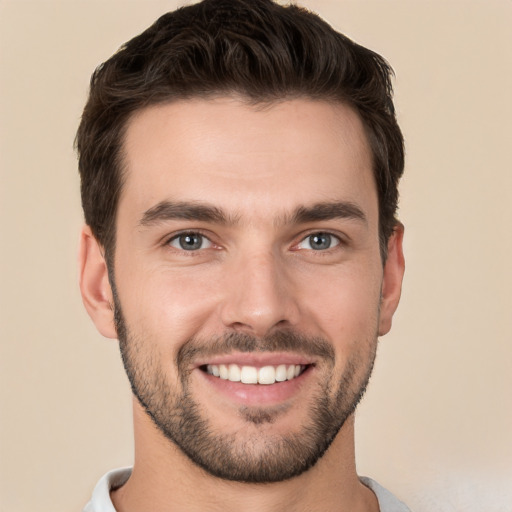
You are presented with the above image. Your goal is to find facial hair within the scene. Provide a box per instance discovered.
[113,289,378,483]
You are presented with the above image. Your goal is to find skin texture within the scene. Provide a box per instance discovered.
[79,97,405,512]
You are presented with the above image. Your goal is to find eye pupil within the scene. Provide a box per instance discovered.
[309,233,331,250]
[179,234,202,250]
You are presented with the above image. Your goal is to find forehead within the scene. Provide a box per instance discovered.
[119,97,377,224]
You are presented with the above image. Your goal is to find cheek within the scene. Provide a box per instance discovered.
[116,263,222,343]
[300,264,382,343]
[311,272,381,388]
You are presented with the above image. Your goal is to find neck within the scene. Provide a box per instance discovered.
[111,399,378,512]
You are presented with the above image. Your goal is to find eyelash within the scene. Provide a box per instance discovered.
[164,230,345,254]
[294,231,343,252]
[165,230,215,252]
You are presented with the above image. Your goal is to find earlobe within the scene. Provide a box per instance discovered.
[78,225,117,339]
[378,223,405,336]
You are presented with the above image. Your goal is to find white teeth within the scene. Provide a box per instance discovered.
[228,364,241,382]
[275,364,287,382]
[219,364,229,380]
[207,364,220,377]
[258,365,276,385]
[206,363,305,384]
[240,366,258,384]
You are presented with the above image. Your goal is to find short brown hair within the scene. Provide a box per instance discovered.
[76,0,404,261]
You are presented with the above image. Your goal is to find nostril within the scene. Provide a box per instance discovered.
[226,319,294,339]
[231,322,249,330]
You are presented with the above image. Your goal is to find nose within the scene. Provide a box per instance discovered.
[219,249,300,338]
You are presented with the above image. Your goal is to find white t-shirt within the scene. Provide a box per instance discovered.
[83,467,412,512]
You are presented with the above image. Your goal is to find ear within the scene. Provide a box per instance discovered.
[378,223,405,336]
[78,225,117,339]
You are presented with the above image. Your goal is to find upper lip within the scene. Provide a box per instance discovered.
[194,351,315,369]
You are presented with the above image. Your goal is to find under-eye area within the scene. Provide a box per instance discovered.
[201,363,310,385]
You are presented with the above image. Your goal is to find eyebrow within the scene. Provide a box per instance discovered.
[139,201,236,226]
[289,201,367,225]
[139,200,367,227]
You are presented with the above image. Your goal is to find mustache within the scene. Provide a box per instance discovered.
[176,330,335,369]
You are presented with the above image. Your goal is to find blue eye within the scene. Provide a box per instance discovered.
[169,233,212,251]
[298,232,340,251]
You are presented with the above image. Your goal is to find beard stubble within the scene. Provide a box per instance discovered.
[113,289,378,483]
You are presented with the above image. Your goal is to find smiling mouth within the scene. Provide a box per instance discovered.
[202,363,309,385]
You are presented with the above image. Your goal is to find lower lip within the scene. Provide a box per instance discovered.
[196,366,313,407]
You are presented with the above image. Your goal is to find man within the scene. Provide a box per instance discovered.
[77,0,408,510]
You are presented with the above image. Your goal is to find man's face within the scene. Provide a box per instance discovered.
[108,97,402,482]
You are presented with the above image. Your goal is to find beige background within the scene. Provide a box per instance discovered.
[0,1,511,511]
